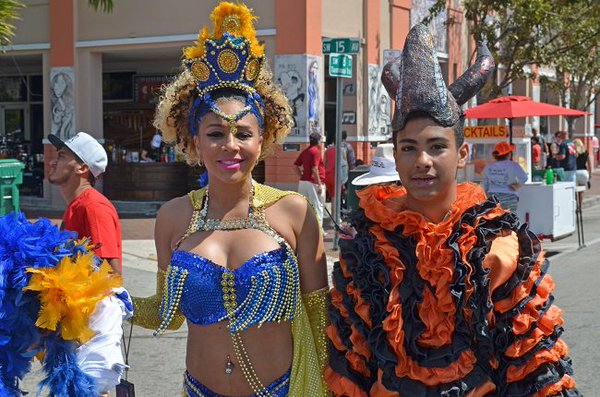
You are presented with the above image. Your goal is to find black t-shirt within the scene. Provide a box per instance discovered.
[576,151,588,170]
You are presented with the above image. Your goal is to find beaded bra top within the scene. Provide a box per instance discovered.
[154,183,301,336]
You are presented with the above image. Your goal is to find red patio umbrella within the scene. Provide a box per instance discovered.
[464,95,590,119]
[464,95,590,144]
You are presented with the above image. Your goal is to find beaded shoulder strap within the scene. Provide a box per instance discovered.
[175,183,301,249]
[173,188,206,249]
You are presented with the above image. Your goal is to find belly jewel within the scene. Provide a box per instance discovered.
[225,355,234,375]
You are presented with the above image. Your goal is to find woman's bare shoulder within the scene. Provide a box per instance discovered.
[157,194,194,226]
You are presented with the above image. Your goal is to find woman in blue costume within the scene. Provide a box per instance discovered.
[131,3,330,397]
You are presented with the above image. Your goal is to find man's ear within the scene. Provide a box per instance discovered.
[75,162,91,176]
[457,142,469,169]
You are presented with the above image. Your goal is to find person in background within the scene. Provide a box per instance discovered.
[482,141,528,213]
[150,130,163,161]
[324,136,349,205]
[341,130,356,170]
[574,138,592,204]
[350,142,400,187]
[327,23,580,396]
[531,136,542,170]
[531,127,548,168]
[47,131,129,396]
[48,131,122,274]
[295,132,326,230]
[554,130,577,182]
[140,143,155,162]
[592,134,599,165]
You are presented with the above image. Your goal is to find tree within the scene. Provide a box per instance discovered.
[0,0,24,47]
[542,0,600,133]
[425,0,598,103]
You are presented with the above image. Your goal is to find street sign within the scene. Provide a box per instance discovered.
[329,54,352,78]
[322,38,360,54]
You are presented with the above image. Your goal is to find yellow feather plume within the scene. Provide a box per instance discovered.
[25,253,122,344]
[183,2,264,60]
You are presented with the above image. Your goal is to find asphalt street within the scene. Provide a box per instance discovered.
[19,204,600,396]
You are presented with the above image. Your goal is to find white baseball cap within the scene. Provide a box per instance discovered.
[351,143,401,186]
[48,132,108,177]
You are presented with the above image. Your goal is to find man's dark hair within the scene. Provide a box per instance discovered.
[494,152,510,161]
[309,132,321,146]
[342,130,347,140]
[392,113,465,149]
[73,155,98,186]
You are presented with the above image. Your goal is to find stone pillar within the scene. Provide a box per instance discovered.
[265,0,323,189]
[45,0,77,207]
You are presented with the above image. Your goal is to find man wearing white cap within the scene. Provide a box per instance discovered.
[351,143,400,187]
[48,131,122,274]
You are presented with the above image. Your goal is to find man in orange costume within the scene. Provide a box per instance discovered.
[325,25,580,396]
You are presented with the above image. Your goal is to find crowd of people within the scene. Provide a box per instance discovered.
[0,2,587,396]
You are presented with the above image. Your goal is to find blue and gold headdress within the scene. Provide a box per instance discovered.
[184,2,266,136]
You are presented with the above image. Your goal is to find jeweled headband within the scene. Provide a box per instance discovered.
[381,24,495,131]
[183,2,266,136]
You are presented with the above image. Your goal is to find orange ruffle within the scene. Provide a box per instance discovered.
[360,184,502,349]
[534,374,577,397]
[324,367,368,397]
[346,281,372,328]
[506,339,569,382]
[465,380,496,397]
[370,369,401,397]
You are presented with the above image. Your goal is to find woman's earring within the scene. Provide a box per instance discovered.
[197,158,204,167]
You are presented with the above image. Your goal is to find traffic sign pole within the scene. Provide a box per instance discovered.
[323,38,359,250]
[333,76,343,251]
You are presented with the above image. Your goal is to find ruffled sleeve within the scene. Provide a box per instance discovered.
[325,208,382,396]
[486,229,580,396]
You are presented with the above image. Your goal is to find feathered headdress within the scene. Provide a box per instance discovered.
[183,2,266,136]
[0,213,121,396]
[381,24,494,131]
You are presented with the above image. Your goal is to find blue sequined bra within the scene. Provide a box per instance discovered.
[154,187,302,336]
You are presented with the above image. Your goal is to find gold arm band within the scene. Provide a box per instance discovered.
[130,269,185,330]
[302,287,330,378]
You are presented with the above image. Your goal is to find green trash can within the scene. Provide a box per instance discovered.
[345,165,370,212]
[0,159,26,216]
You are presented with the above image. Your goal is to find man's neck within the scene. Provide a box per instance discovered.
[61,179,93,203]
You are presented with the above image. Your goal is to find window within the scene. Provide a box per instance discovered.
[0,76,26,102]
[103,72,134,101]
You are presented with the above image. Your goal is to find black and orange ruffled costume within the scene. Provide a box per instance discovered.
[326,183,580,396]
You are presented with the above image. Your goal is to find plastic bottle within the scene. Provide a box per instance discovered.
[545,168,554,185]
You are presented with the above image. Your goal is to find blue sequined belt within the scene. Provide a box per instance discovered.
[183,369,291,397]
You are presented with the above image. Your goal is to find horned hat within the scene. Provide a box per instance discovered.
[381,24,494,131]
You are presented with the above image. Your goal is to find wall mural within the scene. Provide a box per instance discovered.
[50,67,75,140]
[367,64,392,140]
[274,54,323,140]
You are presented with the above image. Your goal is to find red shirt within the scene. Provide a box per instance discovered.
[532,143,541,163]
[294,145,325,184]
[62,188,122,265]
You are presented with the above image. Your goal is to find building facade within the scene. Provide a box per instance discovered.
[1,0,475,206]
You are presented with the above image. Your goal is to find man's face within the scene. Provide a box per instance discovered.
[393,117,469,210]
[48,148,82,185]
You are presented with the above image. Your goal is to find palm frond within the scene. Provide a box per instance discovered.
[0,0,25,47]
[87,0,113,13]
